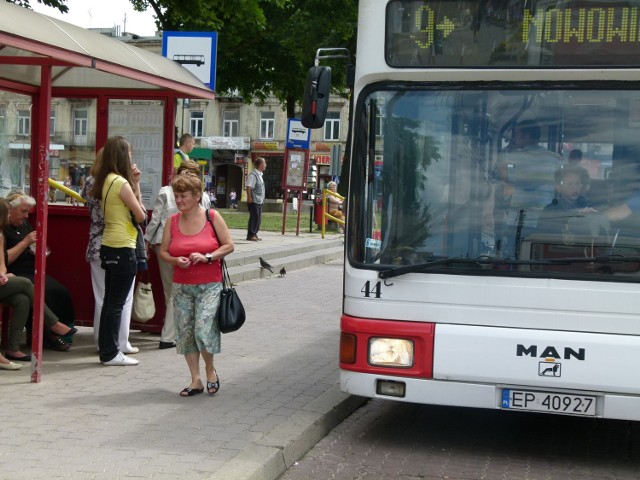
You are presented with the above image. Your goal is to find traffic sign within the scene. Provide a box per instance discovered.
[286,118,310,149]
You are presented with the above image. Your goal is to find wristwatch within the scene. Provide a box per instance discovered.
[205,253,212,264]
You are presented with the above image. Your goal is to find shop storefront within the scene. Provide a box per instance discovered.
[199,136,250,208]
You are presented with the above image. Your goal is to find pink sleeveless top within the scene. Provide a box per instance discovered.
[169,209,222,284]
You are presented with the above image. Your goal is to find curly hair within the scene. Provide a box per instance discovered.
[6,190,36,209]
[172,170,202,200]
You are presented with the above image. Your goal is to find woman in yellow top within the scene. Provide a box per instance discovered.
[89,136,146,366]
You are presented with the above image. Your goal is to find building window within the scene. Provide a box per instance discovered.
[18,110,30,136]
[190,111,204,137]
[260,111,275,139]
[0,108,6,135]
[73,109,88,145]
[223,110,239,137]
[324,111,341,141]
[50,110,56,137]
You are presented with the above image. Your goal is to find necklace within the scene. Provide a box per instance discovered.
[8,223,25,236]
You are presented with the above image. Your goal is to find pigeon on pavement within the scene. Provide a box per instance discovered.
[279,267,286,277]
[259,257,274,273]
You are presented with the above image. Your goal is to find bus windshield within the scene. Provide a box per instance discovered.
[351,85,640,280]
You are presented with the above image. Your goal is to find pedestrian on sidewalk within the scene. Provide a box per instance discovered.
[246,157,266,241]
[159,171,234,397]
[144,160,210,350]
[91,136,147,367]
[81,148,138,355]
[173,133,195,170]
[229,188,237,209]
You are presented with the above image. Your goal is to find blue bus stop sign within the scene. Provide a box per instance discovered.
[286,119,310,150]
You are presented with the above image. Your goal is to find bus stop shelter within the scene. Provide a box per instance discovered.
[0,2,215,382]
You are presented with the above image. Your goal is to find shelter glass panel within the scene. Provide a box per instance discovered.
[108,99,165,210]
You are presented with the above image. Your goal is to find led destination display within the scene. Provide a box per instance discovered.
[386,1,640,67]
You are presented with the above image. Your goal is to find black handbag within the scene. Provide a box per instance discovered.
[217,259,246,333]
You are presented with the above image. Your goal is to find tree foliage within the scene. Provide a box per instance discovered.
[130,0,358,117]
[6,0,68,13]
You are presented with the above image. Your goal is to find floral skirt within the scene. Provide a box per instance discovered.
[173,282,222,355]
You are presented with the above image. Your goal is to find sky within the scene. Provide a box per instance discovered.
[31,0,158,36]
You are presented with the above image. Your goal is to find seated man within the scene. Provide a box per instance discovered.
[567,149,591,196]
[538,166,591,235]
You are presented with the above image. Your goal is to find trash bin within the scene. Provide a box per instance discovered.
[314,196,327,227]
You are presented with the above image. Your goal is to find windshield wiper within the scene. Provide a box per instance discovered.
[378,254,640,280]
[378,257,536,279]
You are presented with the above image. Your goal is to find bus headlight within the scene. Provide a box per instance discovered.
[368,338,414,368]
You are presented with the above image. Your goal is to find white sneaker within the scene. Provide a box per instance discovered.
[122,346,139,354]
[102,352,139,366]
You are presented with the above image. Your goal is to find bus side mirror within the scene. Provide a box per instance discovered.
[301,66,331,129]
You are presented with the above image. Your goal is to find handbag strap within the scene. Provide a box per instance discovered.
[137,267,151,284]
[221,259,233,288]
[102,176,118,216]
[205,208,231,287]
[204,208,215,233]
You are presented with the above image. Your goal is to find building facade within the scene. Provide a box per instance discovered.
[0,28,349,208]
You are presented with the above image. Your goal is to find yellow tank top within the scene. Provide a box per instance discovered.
[101,173,137,249]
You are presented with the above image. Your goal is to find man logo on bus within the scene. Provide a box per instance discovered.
[539,362,561,377]
[516,344,585,360]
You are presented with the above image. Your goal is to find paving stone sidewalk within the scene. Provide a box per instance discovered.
[0,232,363,480]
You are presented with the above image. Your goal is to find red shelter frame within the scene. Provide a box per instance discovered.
[0,3,215,381]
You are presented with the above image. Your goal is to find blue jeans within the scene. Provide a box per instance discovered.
[98,246,136,363]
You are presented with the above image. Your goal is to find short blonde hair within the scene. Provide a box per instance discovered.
[6,190,36,209]
[176,159,201,177]
[172,171,202,199]
[327,181,337,189]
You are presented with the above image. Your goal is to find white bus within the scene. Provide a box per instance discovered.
[304,0,640,420]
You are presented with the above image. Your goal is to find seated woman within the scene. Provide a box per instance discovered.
[3,191,76,350]
[0,198,76,359]
[326,181,345,233]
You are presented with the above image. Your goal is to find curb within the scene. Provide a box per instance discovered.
[228,246,345,283]
[207,387,368,480]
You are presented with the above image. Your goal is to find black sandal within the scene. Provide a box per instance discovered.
[207,373,220,395]
[47,336,71,351]
[180,387,204,397]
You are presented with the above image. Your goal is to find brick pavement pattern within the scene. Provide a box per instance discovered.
[0,232,358,480]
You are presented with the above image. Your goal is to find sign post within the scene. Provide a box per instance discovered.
[281,119,311,235]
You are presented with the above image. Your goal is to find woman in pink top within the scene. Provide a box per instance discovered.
[159,171,234,397]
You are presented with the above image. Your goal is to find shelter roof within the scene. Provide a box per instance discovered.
[0,2,214,99]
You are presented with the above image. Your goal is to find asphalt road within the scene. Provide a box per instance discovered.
[280,398,640,480]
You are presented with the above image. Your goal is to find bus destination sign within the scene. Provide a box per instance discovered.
[386,0,640,68]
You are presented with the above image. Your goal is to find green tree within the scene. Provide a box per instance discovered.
[129,0,357,117]
[7,0,68,13]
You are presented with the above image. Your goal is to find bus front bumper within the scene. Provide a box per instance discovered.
[340,370,640,422]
